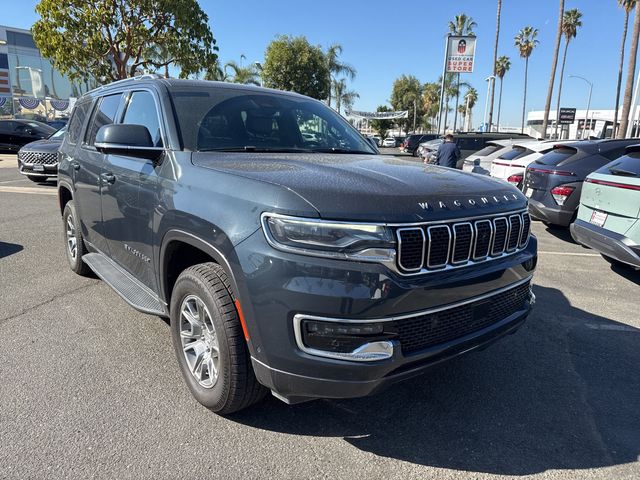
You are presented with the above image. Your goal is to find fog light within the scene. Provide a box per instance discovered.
[295,317,394,362]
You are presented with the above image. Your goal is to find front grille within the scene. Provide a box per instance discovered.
[19,150,58,165]
[396,211,530,274]
[389,280,531,354]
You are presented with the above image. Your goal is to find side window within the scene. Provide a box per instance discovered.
[121,91,163,147]
[85,94,122,146]
[66,102,90,145]
[0,121,13,133]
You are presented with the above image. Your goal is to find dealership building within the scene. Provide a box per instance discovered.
[0,25,98,121]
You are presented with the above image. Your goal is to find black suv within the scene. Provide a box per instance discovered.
[402,133,439,156]
[523,139,638,227]
[57,76,537,413]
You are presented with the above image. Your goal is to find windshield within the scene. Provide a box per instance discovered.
[535,147,577,166]
[49,126,67,139]
[170,87,375,154]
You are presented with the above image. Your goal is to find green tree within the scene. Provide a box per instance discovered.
[332,78,359,114]
[614,0,636,137]
[447,14,477,131]
[370,106,394,140]
[262,35,330,100]
[515,26,540,133]
[32,0,217,82]
[326,44,356,108]
[390,75,423,133]
[554,9,583,138]
[619,0,640,137]
[487,0,502,131]
[542,0,565,138]
[204,60,230,81]
[422,82,441,132]
[494,56,511,130]
[224,60,260,85]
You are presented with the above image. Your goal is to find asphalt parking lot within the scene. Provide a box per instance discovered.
[1,152,639,480]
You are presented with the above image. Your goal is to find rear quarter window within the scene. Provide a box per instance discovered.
[473,145,501,157]
[66,101,91,145]
[497,146,526,160]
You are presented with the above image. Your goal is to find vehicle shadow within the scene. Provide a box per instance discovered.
[543,224,577,244]
[230,285,640,476]
[608,262,640,286]
[0,241,24,259]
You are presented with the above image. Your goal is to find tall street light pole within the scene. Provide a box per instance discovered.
[482,76,495,132]
[568,75,593,139]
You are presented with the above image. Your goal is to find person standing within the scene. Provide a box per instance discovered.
[435,134,461,168]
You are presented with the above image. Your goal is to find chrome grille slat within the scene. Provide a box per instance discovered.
[19,151,58,165]
[395,210,531,275]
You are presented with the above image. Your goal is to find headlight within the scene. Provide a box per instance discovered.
[262,214,395,263]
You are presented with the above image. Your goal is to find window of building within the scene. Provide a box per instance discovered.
[6,31,37,50]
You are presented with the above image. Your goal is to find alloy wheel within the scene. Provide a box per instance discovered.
[66,215,77,260]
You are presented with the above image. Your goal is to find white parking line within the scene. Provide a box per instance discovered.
[538,251,600,257]
[585,323,639,332]
[0,186,57,196]
[0,179,28,184]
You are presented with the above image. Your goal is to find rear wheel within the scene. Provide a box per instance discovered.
[62,201,91,276]
[170,263,266,414]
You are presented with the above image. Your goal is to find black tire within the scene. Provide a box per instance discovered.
[170,263,266,414]
[62,201,92,276]
[27,175,44,183]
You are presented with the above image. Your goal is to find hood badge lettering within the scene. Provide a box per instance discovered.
[418,193,520,211]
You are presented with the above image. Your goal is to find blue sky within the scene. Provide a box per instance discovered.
[2,0,634,126]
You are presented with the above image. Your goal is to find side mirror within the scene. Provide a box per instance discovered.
[95,124,163,161]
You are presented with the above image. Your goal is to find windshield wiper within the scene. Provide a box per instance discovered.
[199,146,313,153]
[608,167,639,177]
[311,147,375,154]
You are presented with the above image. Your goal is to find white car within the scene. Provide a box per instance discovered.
[382,137,396,147]
[462,139,515,175]
[490,140,579,188]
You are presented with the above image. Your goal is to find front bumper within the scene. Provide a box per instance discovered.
[528,198,574,227]
[18,157,58,178]
[571,219,640,268]
[234,229,538,403]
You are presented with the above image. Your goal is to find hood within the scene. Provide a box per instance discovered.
[191,153,528,222]
[20,138,62,153]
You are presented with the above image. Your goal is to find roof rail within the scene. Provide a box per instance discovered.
[88,73,164,95]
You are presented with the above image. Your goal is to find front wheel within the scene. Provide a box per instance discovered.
[62,201,91,276]
[170,263,266,414]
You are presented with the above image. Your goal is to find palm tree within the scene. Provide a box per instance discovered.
[463,87,478,131]
[515,26,540,134]
[542,0,565,138]
[487,0,502,131]
[422,82,441,132]
[224,60,260,85]
[620,1,640,137]
[554,9,583,139]
[325,44,356,108]
[332,78,359,115]
[614,1,636,137]
[204,60,230,82]
[495,56,511,131]
[440,73,471,133]
[448,14,477,131]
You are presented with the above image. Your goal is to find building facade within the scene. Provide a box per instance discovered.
[0,25,98,121]
[526,109,617,140]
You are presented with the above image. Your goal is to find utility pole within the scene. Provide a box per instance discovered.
[413,98,417,132]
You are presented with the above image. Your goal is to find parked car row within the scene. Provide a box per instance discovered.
[463,136,640,270]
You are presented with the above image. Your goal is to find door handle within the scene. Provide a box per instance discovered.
[102,172,116,184]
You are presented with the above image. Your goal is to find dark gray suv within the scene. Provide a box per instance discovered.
[57,75,537,413]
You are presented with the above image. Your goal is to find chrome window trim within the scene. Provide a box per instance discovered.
[426,225,451,269]
[473,219,494,260]
[452,222,474,264]
[492,217,509,256]
[396,227,425,272]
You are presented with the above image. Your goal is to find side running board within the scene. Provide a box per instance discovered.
[82,253,168,316]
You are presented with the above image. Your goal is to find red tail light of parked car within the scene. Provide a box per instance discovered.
[550,185,575,206]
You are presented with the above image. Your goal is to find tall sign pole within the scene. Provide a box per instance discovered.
[436,35,450,135]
